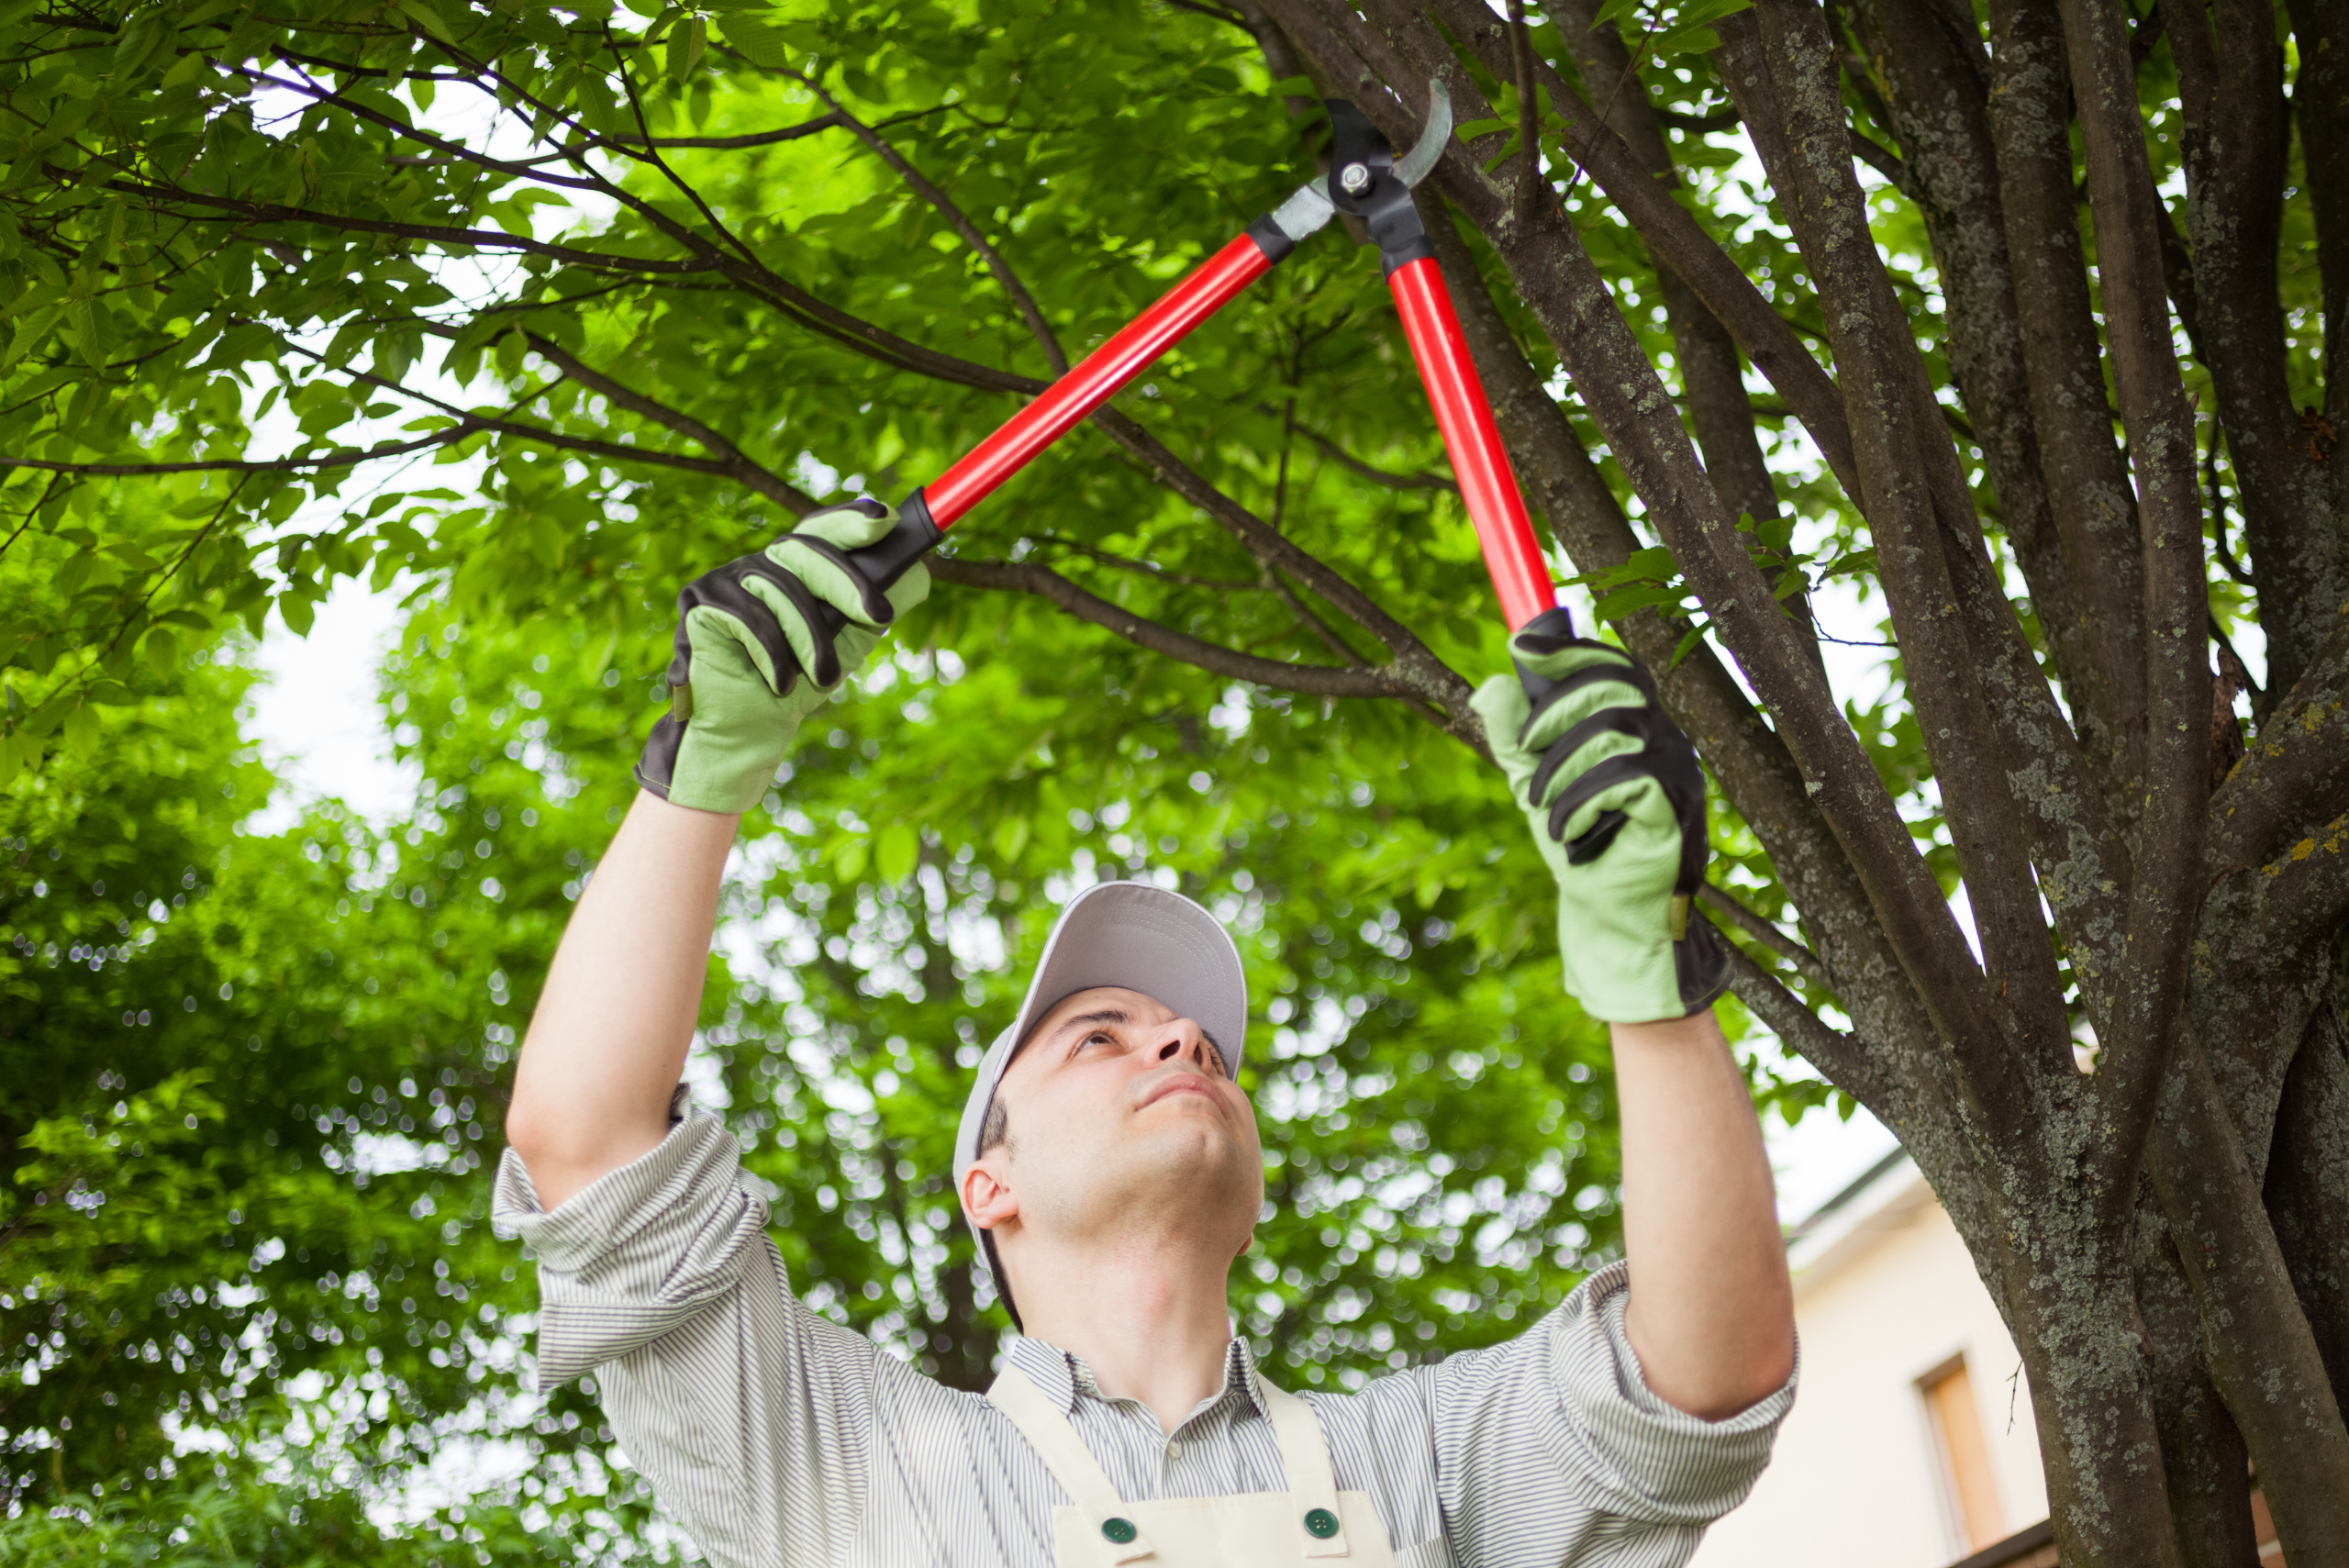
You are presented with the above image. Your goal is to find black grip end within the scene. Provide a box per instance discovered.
[1245,212,1297,264]
[808,488,946,645]
[842,488,942,591]
[1512,605,1578,704]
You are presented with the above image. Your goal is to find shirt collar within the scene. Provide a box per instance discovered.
[1008,1332,1269,1421]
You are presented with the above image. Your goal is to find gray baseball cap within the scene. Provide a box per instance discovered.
[952,880,1248,1326]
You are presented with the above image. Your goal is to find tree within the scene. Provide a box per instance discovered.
[3,0,2341,1562]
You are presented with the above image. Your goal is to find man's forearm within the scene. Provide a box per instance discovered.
[506,790,740,1210]
[1611,1007,1796,1419]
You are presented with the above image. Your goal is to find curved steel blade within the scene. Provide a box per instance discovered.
[1393,78,1453,190]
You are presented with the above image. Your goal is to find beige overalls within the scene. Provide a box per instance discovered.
[986,1368,1401,1568]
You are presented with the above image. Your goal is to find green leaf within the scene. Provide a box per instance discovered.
[669,17,707,81]
[874,821,918,883]
[395,0,458,45]
[722,16,794,66]
[1591,582,1687,620]
[833,836,869,883]
[991,813,1030,863]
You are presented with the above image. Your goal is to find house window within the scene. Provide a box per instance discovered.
[1920,1353,2005,1552]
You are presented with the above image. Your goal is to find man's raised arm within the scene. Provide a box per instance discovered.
[1471,624,1796,1420]
[505,505,931,1212]
[507,795,738,1211]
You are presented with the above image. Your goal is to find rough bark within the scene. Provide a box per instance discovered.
[1750,0,2070,1074]
[2207,606,2349,879]
[2266,993,2349,1402]
[1983,0,2151,817]
[1845,0,2095,752]
[2144,1036,2349,1564]
[2294,0,2349,562]
[2136,1206,2263,1568]
[2172,0,2345,697]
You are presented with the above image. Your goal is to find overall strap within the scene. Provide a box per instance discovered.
[1259,1385,1352,1559]
[987,1369,1158,1565]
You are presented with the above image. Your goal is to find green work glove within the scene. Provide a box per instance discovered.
[635,502,930,814]
[1469,617,1730,1022]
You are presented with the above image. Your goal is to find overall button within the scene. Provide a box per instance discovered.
[1101,1518,1138,1544]
[1304,1507,1341,1539]
[1165,1441,1183,1461]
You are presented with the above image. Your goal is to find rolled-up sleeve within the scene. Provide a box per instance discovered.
[1431,1260,1795,1565]
[492,1094,881,1568]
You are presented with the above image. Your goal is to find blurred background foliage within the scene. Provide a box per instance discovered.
[0,0,1863,1557]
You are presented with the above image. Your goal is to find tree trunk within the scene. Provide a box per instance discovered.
[2139,1197,2263,1568]
[1999,1217,2186,1568]
[2144,1037,2349,1566]
[2266,994,2349,1403]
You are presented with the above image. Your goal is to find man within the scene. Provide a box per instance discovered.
[496,504,1796,1566]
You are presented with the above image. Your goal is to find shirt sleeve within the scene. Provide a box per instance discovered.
[491,1091,880,1568]
[1431,1259,1796,1565]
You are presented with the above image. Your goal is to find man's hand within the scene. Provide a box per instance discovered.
[1469,624,1729,1022]
[636,502,930,814]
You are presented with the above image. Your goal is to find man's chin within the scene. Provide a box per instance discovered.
[1089,1123,1258,1206]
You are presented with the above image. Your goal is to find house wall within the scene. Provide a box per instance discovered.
[1687,1173,2050,1568]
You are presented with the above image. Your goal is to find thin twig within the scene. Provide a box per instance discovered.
[1700,883,1836,993]
[1262,406,1455,491]
[930,555,1406,699]
[14,477,250,743]
[1029,534,1264,590]
[0,428,471,476]
[1507,0,1544,223]
[1161,0,1250,27]
[2204,421,2255,588]
[1554,1,1671,206]
[0,474,71,568]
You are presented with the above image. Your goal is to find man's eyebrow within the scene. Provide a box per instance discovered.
[1050,1006,1131,1039]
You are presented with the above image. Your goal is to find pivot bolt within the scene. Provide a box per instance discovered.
[1338,161,1373,194]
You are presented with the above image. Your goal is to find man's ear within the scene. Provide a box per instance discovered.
[963,1162,1019,1231]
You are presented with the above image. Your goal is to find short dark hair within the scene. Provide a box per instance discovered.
[978,1092,1012,1158]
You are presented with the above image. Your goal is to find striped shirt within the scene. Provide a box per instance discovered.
[492,1100,1793,1567]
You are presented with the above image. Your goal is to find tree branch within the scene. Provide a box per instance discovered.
[1700,883,1836,994]
[1749,0,2066,1085]
[1082,406,1482,730]
[2170,0,2343,697]
[1278,417,1455,492]
[506,330,821,515]
[768,61,1069,374]
[1711,922,1890,1109]
[1417,0,1867,503]
[2056,0,2217,1173]
[2208,606,2349,876]
[117,172,1040,395]
[0,428,469,476]
[928,555,1418,703]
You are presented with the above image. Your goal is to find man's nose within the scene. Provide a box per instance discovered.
[1154,1021,1210,1071]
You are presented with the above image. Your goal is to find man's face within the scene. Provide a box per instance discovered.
[968,986,1264,1262]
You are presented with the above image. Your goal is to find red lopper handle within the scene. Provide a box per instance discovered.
[1384,256,1556,630]
[923,234,1276,530]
